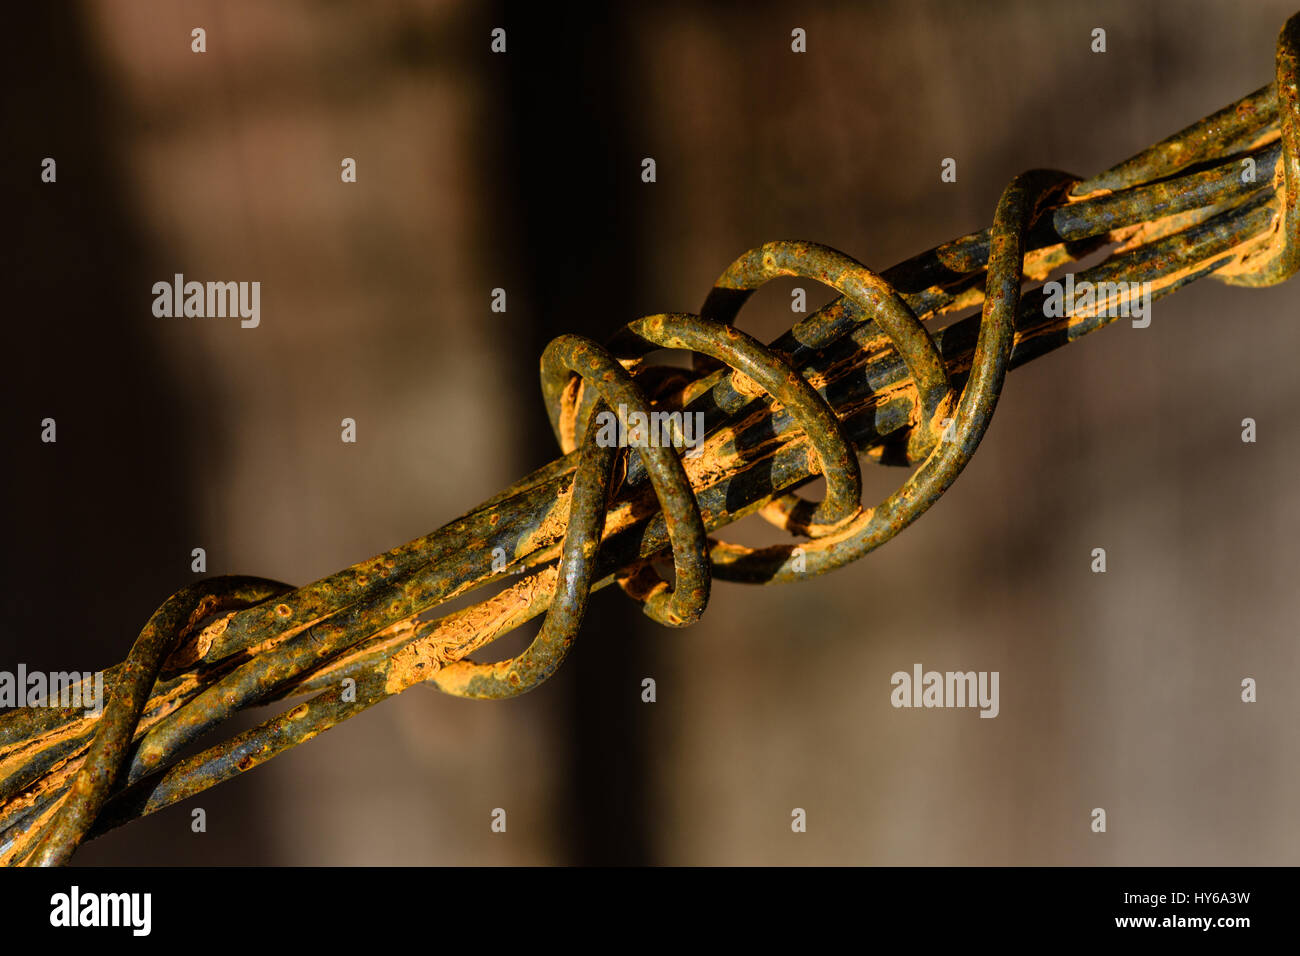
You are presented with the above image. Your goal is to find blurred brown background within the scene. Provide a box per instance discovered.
[2,0,1298,864]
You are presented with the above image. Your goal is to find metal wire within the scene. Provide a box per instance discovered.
[3,12,1299,866]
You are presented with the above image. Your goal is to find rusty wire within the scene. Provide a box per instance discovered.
[3,13,1299,866]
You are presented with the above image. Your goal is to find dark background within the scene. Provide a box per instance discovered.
[2,0,1298,864]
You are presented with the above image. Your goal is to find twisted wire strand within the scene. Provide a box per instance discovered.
[4,13,1299,866]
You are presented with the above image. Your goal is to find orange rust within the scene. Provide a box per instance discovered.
[729,369,765,398]
[166,612,232,670]
[0,794,65,866]
[0,718,90,784]
[514,493,571,562]
[239,614,327,662]
[1022,243,1082,282]
[1212,202,1287,280]
[1067,184,1116,202]
[389,566,559,696]
[291,617,421,687]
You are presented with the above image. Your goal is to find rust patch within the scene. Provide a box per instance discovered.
[388,567,558,696]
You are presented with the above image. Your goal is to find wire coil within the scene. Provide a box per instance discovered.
[447,171,1069,701]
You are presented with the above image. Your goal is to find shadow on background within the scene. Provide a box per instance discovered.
[0,6,274,862]
[488,2,655,865]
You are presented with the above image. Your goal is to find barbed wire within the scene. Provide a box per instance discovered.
[3,13,1298,866]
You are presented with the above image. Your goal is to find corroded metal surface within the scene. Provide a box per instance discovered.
[3,12,1299,866]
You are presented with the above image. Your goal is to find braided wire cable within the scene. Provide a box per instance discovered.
[4,12,1299,866]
